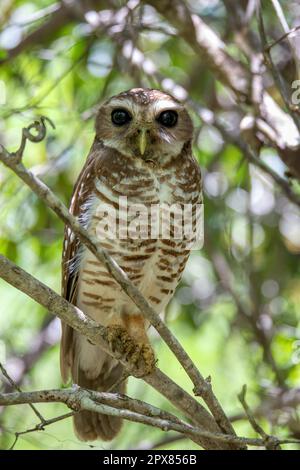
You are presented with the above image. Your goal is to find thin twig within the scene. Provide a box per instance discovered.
[9,411,75,450]
[238,385,281,450]
[1,387,299,448]
[256,0,300,133]
[11,117,55,163]
[266,25,300,52]
[270,0,300,79]
[195,105,300,208]
[208,250,284,386]
[117,34,300,205]
[0,119,237,441]
[0,362,44,424]
[0,253,233,450]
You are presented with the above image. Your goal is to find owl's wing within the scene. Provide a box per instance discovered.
[60,140,98,383]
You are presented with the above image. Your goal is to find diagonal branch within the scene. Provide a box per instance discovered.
[117,36,300,208]
[0,252,234,450]
[208,250,284,386]
[0,362,44,423]
[145,0,300,179]
[238,385,282,450]
[198,107,300,207]
[0,0,104,65]
[0,119,237,441]
[256,0,300,133]
[7,411,75,451]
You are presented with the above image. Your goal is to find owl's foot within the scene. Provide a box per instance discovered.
[104,325,156,377]
[132,342,156,376]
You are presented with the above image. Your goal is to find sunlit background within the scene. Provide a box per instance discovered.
[0,0,300,450]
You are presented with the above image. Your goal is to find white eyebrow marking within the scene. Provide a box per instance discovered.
[108,98,131,108]
[152,99,182,115]
[108,98,139,116]
[107,96,183,122]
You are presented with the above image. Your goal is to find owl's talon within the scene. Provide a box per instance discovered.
[104,325,156,376]
[138,343,156,376]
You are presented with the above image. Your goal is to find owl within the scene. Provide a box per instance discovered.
[60,88,203,442]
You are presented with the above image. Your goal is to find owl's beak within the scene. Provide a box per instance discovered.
[138,129,148,156]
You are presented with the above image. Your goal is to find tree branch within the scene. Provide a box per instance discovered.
[1,387,298,448]
[201,109,300,208]
[0,362,44,423]
[144,0,300,179]
[0,252,234,450]
[209,251,284,386]
[0,119,238,443]
[116,33,300,208]
[0,0,105,65]
[238,385,281,450]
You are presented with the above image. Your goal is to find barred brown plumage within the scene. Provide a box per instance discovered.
[60,88,203,442]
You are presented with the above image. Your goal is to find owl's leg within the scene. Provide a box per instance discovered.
[104,315,156,376]
[124,314,156,375]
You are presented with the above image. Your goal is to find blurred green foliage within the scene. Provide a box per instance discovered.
[0,0,300,450]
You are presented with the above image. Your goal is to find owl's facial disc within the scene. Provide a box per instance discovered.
[107,106,184,160]
[96,89,194,162]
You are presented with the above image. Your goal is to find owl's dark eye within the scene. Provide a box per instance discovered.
[111,109,132,126]
[157,110,178,127]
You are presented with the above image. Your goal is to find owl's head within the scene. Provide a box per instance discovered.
[95,88,193,162]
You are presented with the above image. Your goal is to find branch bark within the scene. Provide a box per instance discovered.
[0,0,299,451]
[1,387,298,448]
[0,252,235,450]
[117,32,300,208]
[0,0,106,64]
[3,0,300,179]
[0,119,238,443]
[144,0,300,180]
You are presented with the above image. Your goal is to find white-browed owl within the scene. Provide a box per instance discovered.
[60,88,203,441]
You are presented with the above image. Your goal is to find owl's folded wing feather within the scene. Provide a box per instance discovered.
[60,140,99,383]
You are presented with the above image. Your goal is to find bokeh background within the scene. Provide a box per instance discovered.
[0,0,300,450]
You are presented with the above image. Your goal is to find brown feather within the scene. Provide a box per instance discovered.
[60,88,202,442]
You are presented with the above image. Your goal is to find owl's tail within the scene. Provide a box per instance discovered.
[73,357,126,442]
[60,323,126,441]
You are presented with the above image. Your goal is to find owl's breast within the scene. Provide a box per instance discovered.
[77,154,201,320]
